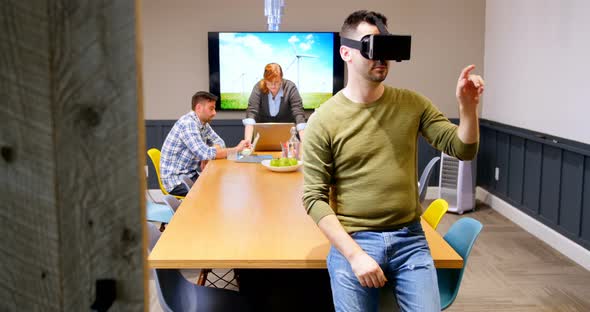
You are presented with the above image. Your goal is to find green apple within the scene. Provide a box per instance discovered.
[279,157,290,167]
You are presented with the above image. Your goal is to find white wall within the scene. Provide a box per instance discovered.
[483,0,590,144]
[141,0,485,120]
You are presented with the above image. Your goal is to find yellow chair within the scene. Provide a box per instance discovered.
[422,199,449,230]
[147,148,185,199]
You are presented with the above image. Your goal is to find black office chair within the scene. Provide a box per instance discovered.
[147,222,252,311]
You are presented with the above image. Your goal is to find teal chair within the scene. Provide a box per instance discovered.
[147,201,174,224]
[437,217,483,310]
[147,195,182,223]
[147,195,183,232]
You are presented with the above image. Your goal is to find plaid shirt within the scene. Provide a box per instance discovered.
[160,111,226,192]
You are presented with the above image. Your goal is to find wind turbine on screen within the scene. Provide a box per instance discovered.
[285,43,318,89]
[232,72,246,95]
[239,72,246,95]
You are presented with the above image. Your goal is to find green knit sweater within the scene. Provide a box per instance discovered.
[302,86,478,233]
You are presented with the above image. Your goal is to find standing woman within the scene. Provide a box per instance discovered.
[242,63,307,142]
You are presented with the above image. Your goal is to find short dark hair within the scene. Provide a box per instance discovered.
[191,91,218,110]
[340,10,388,39]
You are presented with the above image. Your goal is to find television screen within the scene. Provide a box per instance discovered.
[208,32,344,110]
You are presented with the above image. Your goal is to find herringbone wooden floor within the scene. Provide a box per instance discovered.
[437,203,590,311]
[149,201,590,311]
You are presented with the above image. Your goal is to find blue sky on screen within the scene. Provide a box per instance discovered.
[219,32,334,94]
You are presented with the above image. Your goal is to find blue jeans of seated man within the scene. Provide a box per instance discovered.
[168,173,199,197]
[327,221,440,312]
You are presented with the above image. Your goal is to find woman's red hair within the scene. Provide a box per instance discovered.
[259,63,283,94]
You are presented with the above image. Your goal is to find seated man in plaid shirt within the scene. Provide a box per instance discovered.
[160,91,250,196]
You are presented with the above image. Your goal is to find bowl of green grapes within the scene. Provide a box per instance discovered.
[261,157,302,172]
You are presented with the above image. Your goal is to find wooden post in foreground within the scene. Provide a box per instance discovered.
[1,1,145,310]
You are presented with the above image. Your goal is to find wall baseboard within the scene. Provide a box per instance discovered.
[476,186,590,272]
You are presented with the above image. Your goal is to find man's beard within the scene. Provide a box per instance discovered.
[201,116,212,124]
[366,60,388,82]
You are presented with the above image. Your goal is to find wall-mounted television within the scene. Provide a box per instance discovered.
[208,32,344,110]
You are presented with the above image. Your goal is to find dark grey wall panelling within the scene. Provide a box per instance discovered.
[581,157,590,248]
[559,151,584,239]
[539,145,561,226]
[523,140,542,215]
[477,126,496,189]
[478,119,590,251]
[208,119,246,147]
[507,136,525,205]
[495,132,510,197]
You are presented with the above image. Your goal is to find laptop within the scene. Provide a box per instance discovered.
[251,122,294,151]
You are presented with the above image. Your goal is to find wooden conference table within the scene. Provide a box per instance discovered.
[148,157,463,270]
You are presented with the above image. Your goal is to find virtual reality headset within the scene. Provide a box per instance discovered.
[340,17,411,62]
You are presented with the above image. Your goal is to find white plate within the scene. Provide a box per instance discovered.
[261,159,303,172]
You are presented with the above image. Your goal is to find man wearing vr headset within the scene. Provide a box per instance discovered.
[303,10,484,312]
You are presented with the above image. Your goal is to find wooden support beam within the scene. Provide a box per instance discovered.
[0,1,145,310]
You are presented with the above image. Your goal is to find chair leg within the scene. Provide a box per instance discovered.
[197,269,210,286]
[234,269,240,288]
[202,269,239,289]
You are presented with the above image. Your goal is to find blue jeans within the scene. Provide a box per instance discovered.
[327,221,440,312]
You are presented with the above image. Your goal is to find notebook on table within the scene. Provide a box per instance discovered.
[236,154,273,163]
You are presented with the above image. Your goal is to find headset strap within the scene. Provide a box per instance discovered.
[374,17,390,35]
[340,37,362,49]
[340,15,389,48]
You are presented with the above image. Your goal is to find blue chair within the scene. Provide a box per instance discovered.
[147,222,252,312]
[147,195,181,232]
[147,201,174,224]
[145,158,189,224]
[437,217,483,310]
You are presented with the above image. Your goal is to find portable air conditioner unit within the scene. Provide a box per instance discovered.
[438,153,476,214]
